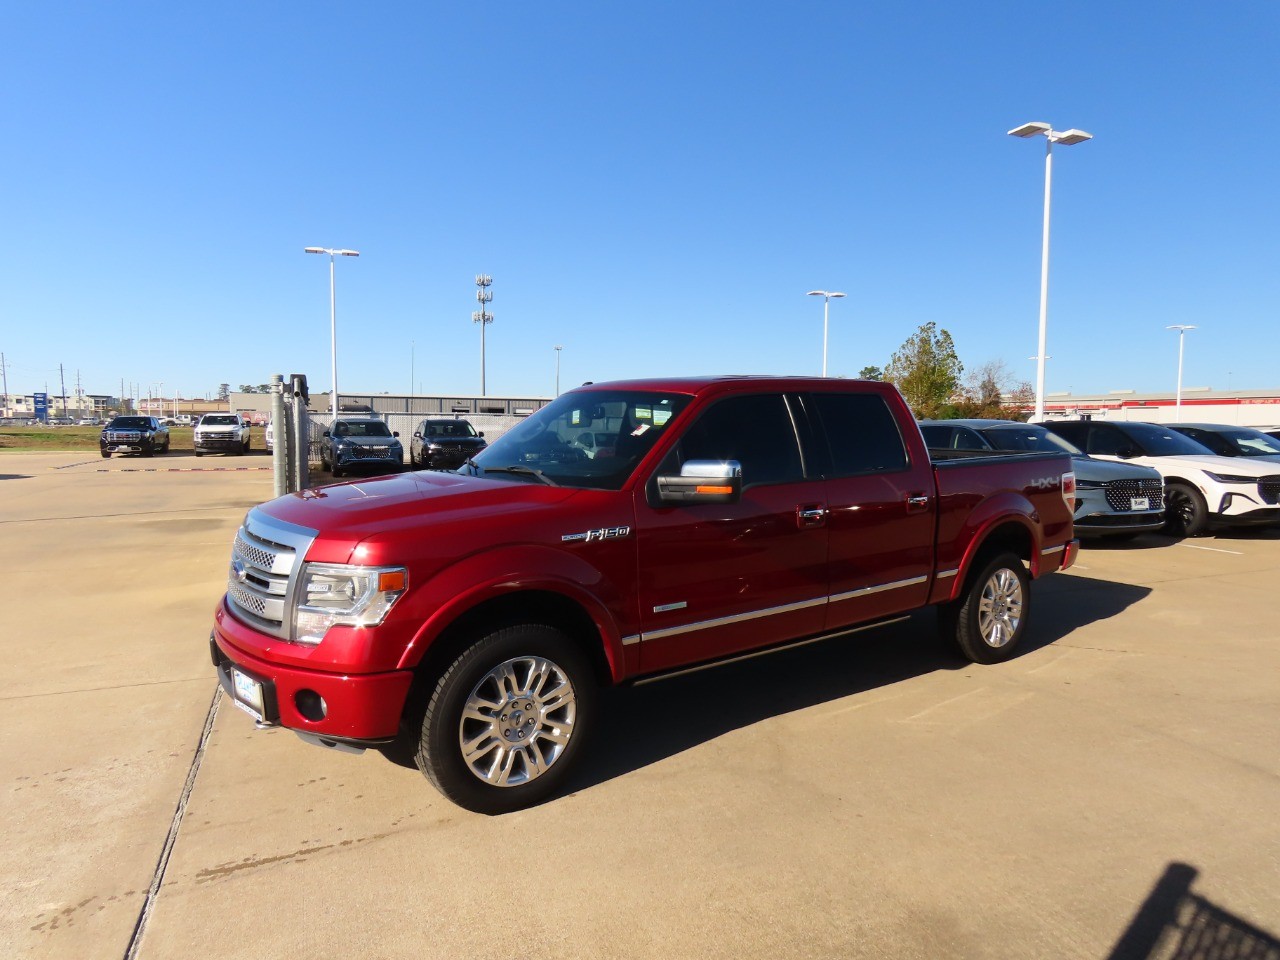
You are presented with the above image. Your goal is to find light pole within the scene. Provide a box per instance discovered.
[1167,325,1197,421]
[554,344,563,396]
[1008,121,1093,421]
[305,246,361,420]
[473,275,494,396]
[806,290,846,377]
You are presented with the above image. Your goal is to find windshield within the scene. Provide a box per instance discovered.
[109,417,150,428]
[979,424,1082,456]
[202,415,238,425]
[1122,423,1216,456]
[422,420,478,438]
[1205,427,1280,457]
[333,421,392,438]
[471,390,690,489]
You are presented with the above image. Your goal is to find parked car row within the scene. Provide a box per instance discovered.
[921,418,1280,539]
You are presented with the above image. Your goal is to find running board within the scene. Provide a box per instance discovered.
[632,615,911,686]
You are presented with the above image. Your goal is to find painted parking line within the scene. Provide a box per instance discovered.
[1176,543,1245,556]
[97,467,273,473]
[54,459,104,469]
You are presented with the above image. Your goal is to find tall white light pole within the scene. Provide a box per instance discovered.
[554,344,563,396]
[305,246,361,420]
[1008,121,1093,421]
[1166,324,1197,421]
[806,290,846,377]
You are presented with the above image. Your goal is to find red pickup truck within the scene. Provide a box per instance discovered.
[211,377,1077,813]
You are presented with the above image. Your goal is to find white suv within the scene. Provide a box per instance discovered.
[194,413,252,456]
[1041,420,1280,536]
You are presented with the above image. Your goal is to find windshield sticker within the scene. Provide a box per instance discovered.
[631,424,650,437]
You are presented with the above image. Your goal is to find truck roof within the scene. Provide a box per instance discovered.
[571,376,895,396]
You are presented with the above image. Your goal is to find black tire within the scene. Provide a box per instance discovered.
[100,450,111,459]
[415,624,597,815]
[1164,482,1208,537]
[195,451,203,457]
[941,551,1031,665]
[331,464,343,478]
[142,445,154,458]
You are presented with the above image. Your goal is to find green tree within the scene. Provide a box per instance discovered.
[884,322,963,418]
[857,365,884,381]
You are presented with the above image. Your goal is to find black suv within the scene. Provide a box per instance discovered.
[320,418,404,478]
[409,418,487,470]
[100,416,171,458]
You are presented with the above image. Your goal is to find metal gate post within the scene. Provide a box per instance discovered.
[290,374,310,492]
[270,374,287,499]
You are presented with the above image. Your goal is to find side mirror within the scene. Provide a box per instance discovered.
[479,431,485,438]
[392,431,400,438]
[323,430,330,438]
[656,460,743,505]
[413,431,422,439]
[1116,446,1139,459]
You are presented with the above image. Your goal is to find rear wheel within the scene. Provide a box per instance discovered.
[941,551,1031,664]
[1164,482,1207,537]
[415,624,596,815]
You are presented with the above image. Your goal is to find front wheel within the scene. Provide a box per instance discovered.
[1164,482,1208,537]
[100,450,111,459]
[416,624,596,814]
[941,551,1031,664]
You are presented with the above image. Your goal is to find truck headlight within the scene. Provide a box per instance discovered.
[293,563,407,645]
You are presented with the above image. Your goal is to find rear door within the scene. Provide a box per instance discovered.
[634,392,829,673]
[807,390,936,629]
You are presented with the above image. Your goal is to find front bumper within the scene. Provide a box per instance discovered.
[1211,501,1280,527]
[210,629,413,742]
[195,438,243,451]
[1074,511,1167,536]
[334,451,403,472]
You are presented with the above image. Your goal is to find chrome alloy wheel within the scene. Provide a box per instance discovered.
[977,568,1023,648]
[458,655,577,787]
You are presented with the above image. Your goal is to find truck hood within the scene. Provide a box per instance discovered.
[257,470,581,562]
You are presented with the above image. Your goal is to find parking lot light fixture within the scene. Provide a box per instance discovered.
[554,344,563,396]
[1007,121,1093,421]
[1167,325,1197,420]
[306,246,361,420]
[806,290,846,377]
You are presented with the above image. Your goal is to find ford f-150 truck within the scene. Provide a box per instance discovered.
[210,377,1078,813]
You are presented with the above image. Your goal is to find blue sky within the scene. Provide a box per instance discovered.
[1,2,1276,402]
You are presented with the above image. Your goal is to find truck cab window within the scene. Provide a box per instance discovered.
[812,393,909,476]
[659,394,803,486]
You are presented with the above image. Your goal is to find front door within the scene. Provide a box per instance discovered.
[635,393,829,673]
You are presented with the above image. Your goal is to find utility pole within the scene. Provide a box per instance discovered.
[0,352,10,416]
[472,274,494,396]
[59,363,68,418]
[76,369,82,418]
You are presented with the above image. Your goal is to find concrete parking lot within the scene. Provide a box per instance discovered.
[4,450,1279,959]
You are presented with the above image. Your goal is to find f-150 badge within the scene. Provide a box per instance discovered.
[562,525,632,543]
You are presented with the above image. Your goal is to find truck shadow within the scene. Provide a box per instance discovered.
[569,573,1151,794]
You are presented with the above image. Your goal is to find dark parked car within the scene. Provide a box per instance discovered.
[409,417,487,470]
[100,416,170,458]
[320,418,403,478]
[920,419,1166,538]
[1168,423,1280,465]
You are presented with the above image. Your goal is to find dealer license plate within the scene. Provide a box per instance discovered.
[1130,497,1150,510]
[231,668,265,719]
[114,445,131,452]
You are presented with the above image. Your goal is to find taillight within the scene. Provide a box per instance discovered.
[1061,472,1076,510]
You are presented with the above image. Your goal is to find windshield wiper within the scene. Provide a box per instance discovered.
[481,465,559,486]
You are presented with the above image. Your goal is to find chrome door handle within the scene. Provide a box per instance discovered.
[796,504,827,528]
[906,494,930,512]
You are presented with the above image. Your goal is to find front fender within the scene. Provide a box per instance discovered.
[395,543,634,682]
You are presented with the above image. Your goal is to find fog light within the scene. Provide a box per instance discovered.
[295,689,328,722]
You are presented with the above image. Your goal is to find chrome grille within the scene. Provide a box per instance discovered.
[352,445,391,459]
[105,430,141,443]
[1104,478,1164,512]
[225,510,318,641]
[1261,476,1280,505]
